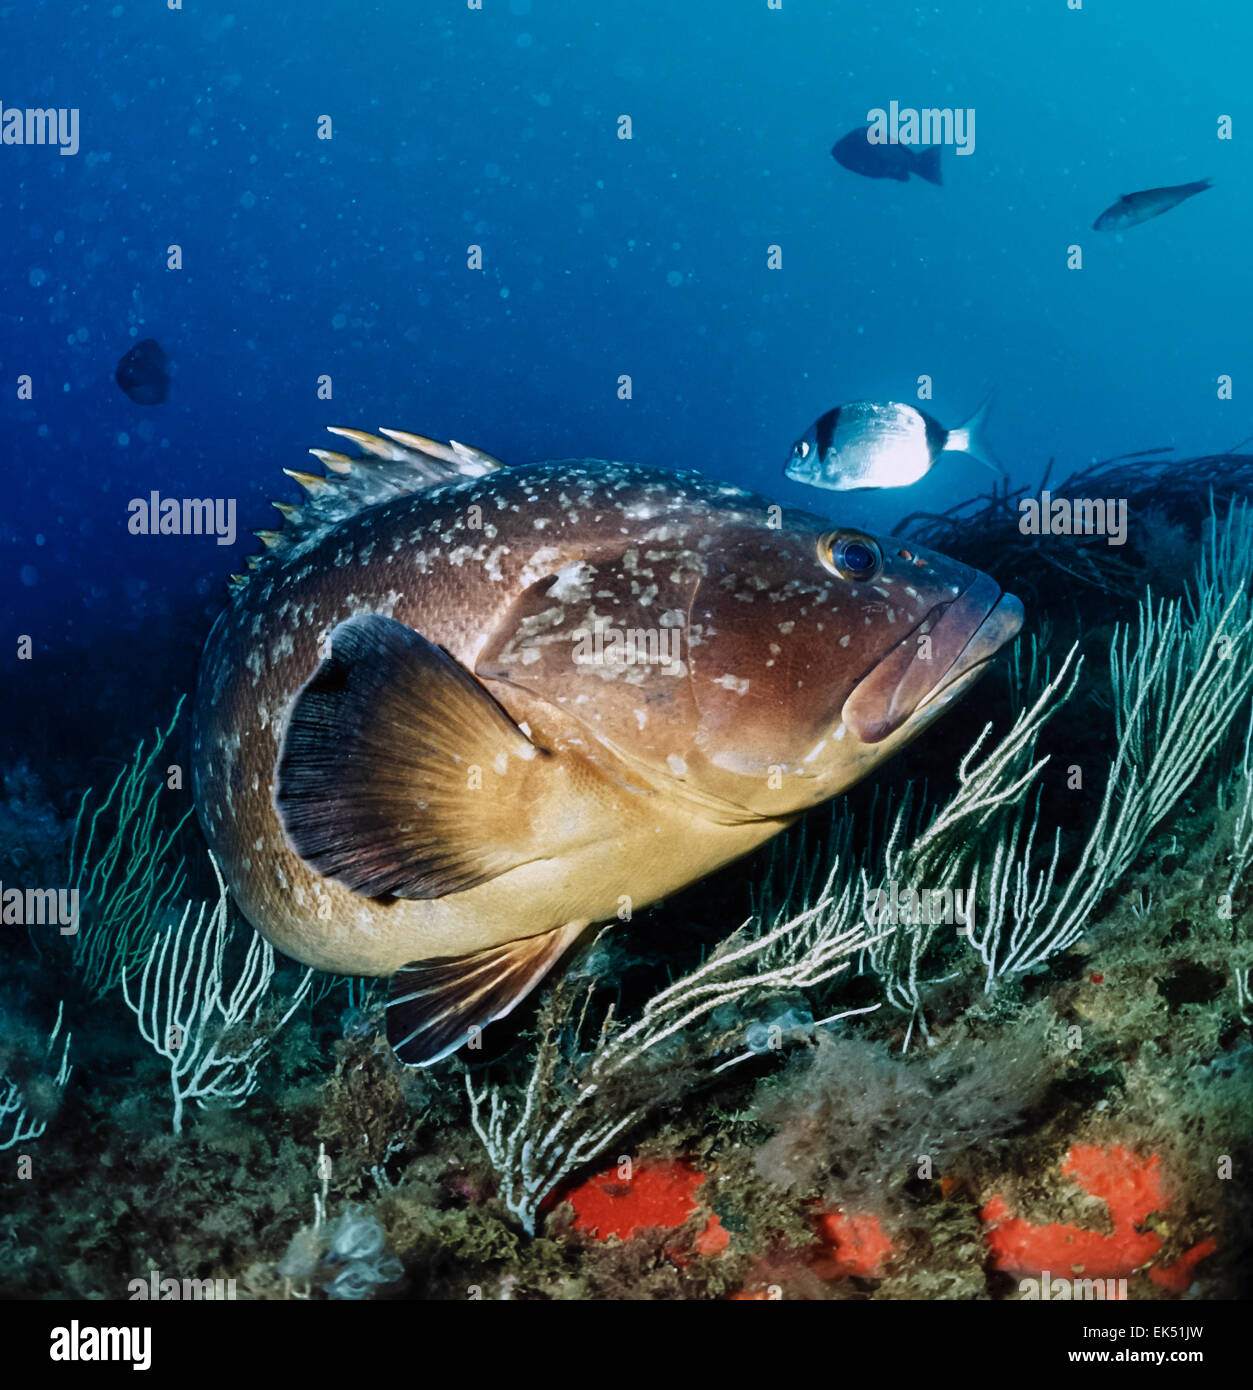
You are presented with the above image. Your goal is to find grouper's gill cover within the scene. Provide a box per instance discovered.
[191,428,1023,1066]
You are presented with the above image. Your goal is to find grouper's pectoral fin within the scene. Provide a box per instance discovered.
[275,613,554,899]
[387,921,588,1066]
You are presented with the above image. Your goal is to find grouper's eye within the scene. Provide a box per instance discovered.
[818,529,882,582]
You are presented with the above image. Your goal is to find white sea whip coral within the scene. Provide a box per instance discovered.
[0,1001,72,1151]
[69,699,193,1000]
[122,854,314,1134]
[858,640,1082,1036]
[466,882,879,1234]
[973,589,1253,983]
[1224,708,1253,900]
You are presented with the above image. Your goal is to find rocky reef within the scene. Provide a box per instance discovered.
[2,451,1250,1301]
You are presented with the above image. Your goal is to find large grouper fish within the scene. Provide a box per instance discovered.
[191,428,1023,1065]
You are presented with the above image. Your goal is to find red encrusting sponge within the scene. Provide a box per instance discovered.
[981,1144,1216,1291]
[811,1209,894,1278]
[566,1159,730,1256]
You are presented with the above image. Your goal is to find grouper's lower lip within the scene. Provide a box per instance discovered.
[913,591,1025,714]
[841,579,1024,744]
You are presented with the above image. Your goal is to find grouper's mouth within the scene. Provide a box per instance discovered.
[841,574,1025,744]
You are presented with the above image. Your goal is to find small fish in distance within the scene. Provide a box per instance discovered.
[786,398,1005,492]
[831,126,942,185]
[114,338,169,405]
[1093,180,1212,232]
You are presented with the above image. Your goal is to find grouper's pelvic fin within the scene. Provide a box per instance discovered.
[228,427,504,594]
[387,922,587,1066]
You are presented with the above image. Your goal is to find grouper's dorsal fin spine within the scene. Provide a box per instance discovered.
[232,428,505,593]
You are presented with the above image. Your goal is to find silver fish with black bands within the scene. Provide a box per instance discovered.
[786,398,1005,492]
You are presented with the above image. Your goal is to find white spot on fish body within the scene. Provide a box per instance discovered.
[549,560,595,601]
[484,545,510,582]
[519,546,562,587]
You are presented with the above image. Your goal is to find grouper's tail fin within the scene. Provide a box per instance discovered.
[945,394,1006,480]
[229,429,503,594]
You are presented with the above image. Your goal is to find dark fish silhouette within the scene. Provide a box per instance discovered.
[831,127,942,185]
[1093,180,1212,232]
[114,338,169,405]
